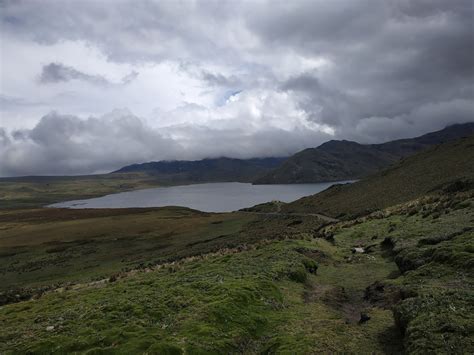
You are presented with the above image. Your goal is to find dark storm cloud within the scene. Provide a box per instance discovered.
[280,74,354,127]
[0,0,239,63]
[1,0,473,175]
[38,63,139,86]
[200,71,242,88]
[0,128,11,146]
[251,0,474,141]
[121,71,139,84]
[39,63,110,85]
[0,111,182,176]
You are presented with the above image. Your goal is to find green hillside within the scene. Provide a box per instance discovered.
[0,172,176,209]
[283,134,474,218]
[1,183,473,353]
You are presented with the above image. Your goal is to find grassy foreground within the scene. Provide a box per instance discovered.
[1,185,472,353]
[0,207,255,296]
[1,238,401,353]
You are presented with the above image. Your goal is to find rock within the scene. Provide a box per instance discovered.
[351,247,365,253]
[46,325,55,331]
[358,313,371,324]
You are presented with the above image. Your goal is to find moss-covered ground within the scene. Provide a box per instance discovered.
[0,207,256,295]
[1,237,404,354]
[0,189,473,353]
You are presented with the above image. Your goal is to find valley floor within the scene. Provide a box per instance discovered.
[1,187,473,353]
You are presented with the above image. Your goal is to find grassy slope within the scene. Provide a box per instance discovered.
[283,135,474,218]
[254,141,399,184]
[1,189,472,353]
[0,239,401,354]
[0,173,167,209]
[324,192,474,353]
[0,207,256,293]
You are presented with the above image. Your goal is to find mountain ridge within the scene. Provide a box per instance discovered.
[282,133,474,218]
[254,122,474,184]
[113,157,287,183]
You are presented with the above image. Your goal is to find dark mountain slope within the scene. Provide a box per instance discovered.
[255,122,474,184]
[114,157,286,183]
[283,134,474,218]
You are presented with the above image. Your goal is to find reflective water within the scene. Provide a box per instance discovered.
[49,181,352,212]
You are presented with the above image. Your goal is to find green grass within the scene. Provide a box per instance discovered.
[324,192,474,353]
[0,173,166,209]
[0,239,402,353]
[0,185,473,353]
[0,207,255,293]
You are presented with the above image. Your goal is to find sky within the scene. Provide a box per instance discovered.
[0,0,473,176]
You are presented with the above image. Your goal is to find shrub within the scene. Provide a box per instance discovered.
[288,266,307,283]
[394,250,426,273]
[302,258,318,274]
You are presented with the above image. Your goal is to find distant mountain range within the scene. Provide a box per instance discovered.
[114,157,286,183]
[115,123,474,185]
[254,122,474,184]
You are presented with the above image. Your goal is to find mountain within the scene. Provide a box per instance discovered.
[283,133,474,218]
[254,122,474,184]
[114,157,286,183]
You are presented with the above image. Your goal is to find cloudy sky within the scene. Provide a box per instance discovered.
[0,0,473,176]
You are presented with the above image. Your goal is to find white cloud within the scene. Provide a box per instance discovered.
[0,91,335,176]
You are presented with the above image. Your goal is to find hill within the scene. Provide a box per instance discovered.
[0,173,165,209]
[283,134,474,218]
[1,136,473,353]
[2,175,473,353]
[254,122,474,184]
[114,157,286,183]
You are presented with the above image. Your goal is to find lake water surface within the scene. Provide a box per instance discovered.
[49,181,352,212]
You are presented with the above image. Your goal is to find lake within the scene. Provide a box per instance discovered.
[49,181,352,212]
